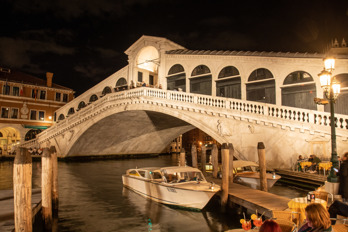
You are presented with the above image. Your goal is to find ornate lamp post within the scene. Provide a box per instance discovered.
[318,58,341,182]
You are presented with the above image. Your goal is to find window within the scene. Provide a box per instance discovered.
[30,110,37,120]
[89,94,98,103]
[12,87,19,96]
[138,72,143,82]
[3,84,10,95]
[149,75,154,85]
[11,108,18,119]
[62,94,68,102]
[38,111,45,121]
[78,101,86,110]
[55,92,61,101]
[32,89,38,99]
[40,90,46,100]
[1,107,9,118]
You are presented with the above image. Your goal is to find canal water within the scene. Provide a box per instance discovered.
[0,155,308,232]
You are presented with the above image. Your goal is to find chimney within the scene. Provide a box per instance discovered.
[46,72,53,87]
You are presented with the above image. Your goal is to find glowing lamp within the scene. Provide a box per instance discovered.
[318,70,331,91]
[324,58,335,71]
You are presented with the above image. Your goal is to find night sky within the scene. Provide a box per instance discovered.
[1,0,348,96]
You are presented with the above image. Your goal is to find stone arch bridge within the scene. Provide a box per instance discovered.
[23,88,348,169]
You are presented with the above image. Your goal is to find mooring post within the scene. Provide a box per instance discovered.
[191,144,198,168]
[201,145,206,176]
[258,142,268,192]
[179,148,186,166]
[221,143,230,210]
[50,146,59,212]
[228,143,234,185]
[42,147,52,230]
[212,144,219,178]
[13,147,32,232]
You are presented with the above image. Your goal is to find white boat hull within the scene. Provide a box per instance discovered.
[234,172,281,189]
[122,175,218,210]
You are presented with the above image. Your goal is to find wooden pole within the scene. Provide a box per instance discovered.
[212,144,219,178]
[221,143,229,210]
[201,145,206,176]
[13,147,32,232]
[42,147,52,230]
[191,144,198,168]
[50,146,59,212]
[258,142,268,192]
[179,148,186,166]
[228,143,234,185]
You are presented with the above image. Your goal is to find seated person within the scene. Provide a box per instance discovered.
[297,155,305,171]
[308,154,321,172]
[328,200,348,225]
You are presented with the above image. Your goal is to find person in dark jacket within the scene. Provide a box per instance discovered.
[328,200,348,224]
[338,152,348,200]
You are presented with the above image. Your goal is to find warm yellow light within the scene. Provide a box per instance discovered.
[48,116,52,120]
[199,141,202,145]
[324,58,335,71]
[319,70,331,88]
[332,83,341,95]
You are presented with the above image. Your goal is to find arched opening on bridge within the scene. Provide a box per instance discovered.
[58,114,65,121]
[246,68,275,104]
[167,64,186,91]
[115,78,128,91]
[281,71,316,110]
[324,73,348,115]
[102,86,112,96]
[0,127,20,155]
[78,101,86,111]
[68,107,75,116]
[25,129,42,141]
[216,66,241,99]
[89,94,98,103]
[190,65,212,95]
[136,46,159,87]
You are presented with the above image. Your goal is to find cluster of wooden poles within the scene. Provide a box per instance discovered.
[13,146,59,232]
[179,142,268,210]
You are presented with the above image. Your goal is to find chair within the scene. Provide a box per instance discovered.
[274,219,296,232]
[272,210,300,227]
[309,191,334,205]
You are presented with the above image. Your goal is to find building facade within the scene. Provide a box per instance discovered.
[0,68,74,155]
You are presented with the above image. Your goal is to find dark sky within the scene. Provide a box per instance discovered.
[1,0,348,96]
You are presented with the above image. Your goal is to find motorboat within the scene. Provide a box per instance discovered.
[122,166,220,210]
[232,160,281,189]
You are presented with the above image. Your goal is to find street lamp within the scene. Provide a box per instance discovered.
[318,57,340,183]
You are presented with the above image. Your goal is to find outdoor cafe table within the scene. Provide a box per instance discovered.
[288,197,327,224]
[300,162,312,170]
[318,162,332,175]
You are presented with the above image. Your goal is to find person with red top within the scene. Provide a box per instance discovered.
[259,219,282,232]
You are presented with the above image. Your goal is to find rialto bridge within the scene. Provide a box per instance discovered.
[22,36,348,169]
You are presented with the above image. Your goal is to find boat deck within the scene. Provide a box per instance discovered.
[274,169,326,188]
[206,176,290,218]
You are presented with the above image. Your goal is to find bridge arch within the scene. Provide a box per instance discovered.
[216,66,241,99]
[115,77,128,90]
[190,65,212,95]
[246,68,275,104]
[167,64,186,91]
[89,94,98,103]
[102,86,112,96]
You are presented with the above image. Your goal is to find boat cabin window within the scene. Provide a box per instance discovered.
[138,170,146,178]
[187,172,204,181]
[128,170,140,176]
[151,171,162,180]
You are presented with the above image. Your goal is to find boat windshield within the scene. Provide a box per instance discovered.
[163,171,205,183]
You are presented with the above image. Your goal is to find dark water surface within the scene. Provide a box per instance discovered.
[0,155,307,232]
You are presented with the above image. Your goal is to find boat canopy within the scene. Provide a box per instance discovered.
[160,166,201,174]
[232,160,259,169]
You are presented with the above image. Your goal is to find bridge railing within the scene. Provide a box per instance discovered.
[35,87,348,145]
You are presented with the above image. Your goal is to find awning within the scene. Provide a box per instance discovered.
[23,125,49,129]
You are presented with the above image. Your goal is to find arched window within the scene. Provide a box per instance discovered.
[115,78,128,91]
[246,68,275,104]
[89,94,98,103]
[0,132,3,137]
[58,114,65,121]
[25,129,43,141]
[190,65,212,95]
[167,64,186,91]
[102,86,112,96]
[324,73,348,115]
[216,66,241,99]
[282,71,316,110]
[78,101,86,110]
[67,107,75,115]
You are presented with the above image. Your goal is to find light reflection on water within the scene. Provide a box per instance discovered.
[0,155,307,232]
